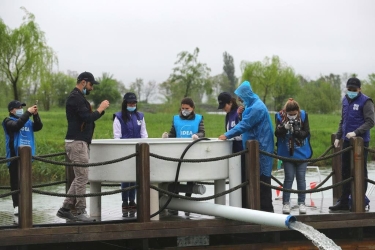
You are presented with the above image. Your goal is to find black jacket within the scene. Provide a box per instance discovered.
[65,88,104,143]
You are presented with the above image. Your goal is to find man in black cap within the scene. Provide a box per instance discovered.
[330,77,374,211]
[2,100,42,216]
[57,71,110,221]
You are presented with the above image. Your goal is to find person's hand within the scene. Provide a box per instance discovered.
[98,100,110,113]
[284,123,291,130]
[218,134,227,140]
[334,139,340,148]
[294,130,301,137]
[27,105,37,115]
[192,134,199,140]
[346,132,356,139]
[237,106,244,115]
[162,132,168,138]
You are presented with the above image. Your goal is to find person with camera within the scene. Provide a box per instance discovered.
[275,98,312,214]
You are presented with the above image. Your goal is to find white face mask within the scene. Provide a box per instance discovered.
[15,109,24,117]
[181,110,192,117]
[287,114,297,120]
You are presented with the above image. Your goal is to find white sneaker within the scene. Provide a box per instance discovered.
[299,204,307,214]
[76,210,96,222]
[282,204,290,214]
[14,206,19,216]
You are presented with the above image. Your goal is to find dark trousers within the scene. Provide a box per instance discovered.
[9,162,19,208]
[121,182,136,203]
[260,174,274,212]
[340,140,369,203]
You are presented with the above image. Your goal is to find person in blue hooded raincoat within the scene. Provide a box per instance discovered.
[218,81,274,212]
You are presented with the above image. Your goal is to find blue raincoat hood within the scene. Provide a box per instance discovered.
[225,81,274,176]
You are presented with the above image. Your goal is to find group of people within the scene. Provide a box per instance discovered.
[2,72,373,221]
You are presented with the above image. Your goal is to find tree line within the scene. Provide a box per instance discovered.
[1,8,375,113]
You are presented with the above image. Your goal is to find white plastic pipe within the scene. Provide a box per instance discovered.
[160,196,296,229]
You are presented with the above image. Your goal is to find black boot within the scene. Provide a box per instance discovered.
[329,200,349,211]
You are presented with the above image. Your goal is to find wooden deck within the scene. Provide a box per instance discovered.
[1,194,375,249]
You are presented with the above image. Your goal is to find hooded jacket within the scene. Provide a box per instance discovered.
[224,81,274,176]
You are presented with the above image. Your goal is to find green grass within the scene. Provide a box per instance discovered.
[1,107,374,184]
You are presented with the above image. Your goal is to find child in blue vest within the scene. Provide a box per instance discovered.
[2,100,43,216]
[162,97,205,215]
[275,98,312,214]
[113,92,148,217]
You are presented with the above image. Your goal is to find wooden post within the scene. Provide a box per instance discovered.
[331,134,342,202]
[246,140,260,210]
[136,143,150,222]
[18,146,32,229]
[65,154,75,193]
[350,137,365,213]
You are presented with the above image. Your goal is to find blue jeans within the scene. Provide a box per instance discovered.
[121,182,136,203]
[282,161,307,204]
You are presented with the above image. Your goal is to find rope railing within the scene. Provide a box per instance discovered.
[0,180,67,190]
[0,190,19,198]
[0,156,19,164]
[32,153,138,167]
[150,150,246,163]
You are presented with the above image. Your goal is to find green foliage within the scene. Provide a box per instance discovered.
[0,7,57,101]
[88,72,122,107]
[241,56,299,110]
[50,72,76,108]
[296,76,341,113]
[222,52,238,95]
[162,47,211,103]
[361,73,375,100]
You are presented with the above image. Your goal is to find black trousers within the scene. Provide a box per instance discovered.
[260,174,274,212]
[8,161,19,208]
[340,140,369,203]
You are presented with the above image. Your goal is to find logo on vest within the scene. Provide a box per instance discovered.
[180,130,193,136]
[20,127,30,131]
[353,104,359,111]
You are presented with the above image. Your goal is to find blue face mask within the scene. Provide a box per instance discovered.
[347,91,358,99]
[82,88,87,95]
[127,107,136,112]
[15,109,24,117]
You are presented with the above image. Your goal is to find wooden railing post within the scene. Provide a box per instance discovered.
[331,134,342,203]
[350,137,365,213]
[18,146,32,229]
[136,143,150,222]
[246,140,260,210]
[65,154,75,193]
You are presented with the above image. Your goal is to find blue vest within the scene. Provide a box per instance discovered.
[342,93,370,142]
[2,117,35,166]
[173,114,202,138]
[276,110,312,159]
[226,109,243,153]
[114,111,144,139]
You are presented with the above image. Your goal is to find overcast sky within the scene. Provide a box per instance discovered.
[1,0,374,88]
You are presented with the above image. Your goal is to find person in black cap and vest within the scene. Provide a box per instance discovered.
[217,92,247,207]
[113,92,148,217]
[57,71,110,221]
[329,77,374,211]
[2,100,42,216]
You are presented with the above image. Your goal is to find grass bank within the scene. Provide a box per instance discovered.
[1,107,373,184]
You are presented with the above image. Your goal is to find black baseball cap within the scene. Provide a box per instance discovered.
[8,100,26,111]
[77,72,100,85]
[346,77,361,89]
[123,92,137,102]
[218,92,232,109]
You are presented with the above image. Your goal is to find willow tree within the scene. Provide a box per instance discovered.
[167,47,211,102]
[0,7,56,101]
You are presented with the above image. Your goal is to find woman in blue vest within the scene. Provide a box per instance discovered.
[217,92,247,207]
[162,97,205,215]
[275,98,312,214]
[113,92,148,217]
[2,100,43,216]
